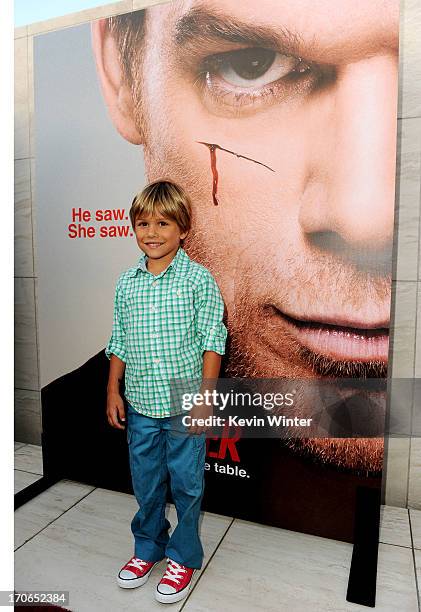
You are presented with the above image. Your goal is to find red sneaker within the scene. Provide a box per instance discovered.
[155,559,195,604]
[117,556,158,589]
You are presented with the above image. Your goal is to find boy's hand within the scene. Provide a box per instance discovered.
[187,403,213,435]
[107,392,126,430]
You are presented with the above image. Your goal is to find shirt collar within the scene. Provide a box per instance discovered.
[129,247,190,278]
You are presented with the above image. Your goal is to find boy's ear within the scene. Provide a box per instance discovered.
[91,19,143,145]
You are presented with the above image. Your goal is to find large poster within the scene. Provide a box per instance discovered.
[35,0,399,542]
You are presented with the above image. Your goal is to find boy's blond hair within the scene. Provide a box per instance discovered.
[130,181,192,233]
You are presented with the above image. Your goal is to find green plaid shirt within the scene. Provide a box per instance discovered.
[105,247,227,417]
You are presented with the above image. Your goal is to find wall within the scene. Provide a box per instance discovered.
[14,0,421,508]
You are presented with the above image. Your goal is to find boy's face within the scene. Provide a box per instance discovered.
[134,212,187,262]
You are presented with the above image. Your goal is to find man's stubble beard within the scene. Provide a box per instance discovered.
[286,437,384,474]
[187,231,387,475]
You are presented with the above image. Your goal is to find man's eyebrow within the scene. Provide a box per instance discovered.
[174,6,307,57]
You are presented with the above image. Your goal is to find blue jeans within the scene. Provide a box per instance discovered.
[126,403,206,569]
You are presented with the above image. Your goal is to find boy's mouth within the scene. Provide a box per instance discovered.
[144,242,164,249]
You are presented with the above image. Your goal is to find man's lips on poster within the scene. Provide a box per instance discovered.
[273,307,389,362]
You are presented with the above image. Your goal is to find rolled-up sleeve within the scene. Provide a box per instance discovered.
[105,277,127,362]
[195,273,227,355]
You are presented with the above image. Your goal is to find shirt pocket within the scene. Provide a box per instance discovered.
[162,283,195,339]
[124,284,150,345]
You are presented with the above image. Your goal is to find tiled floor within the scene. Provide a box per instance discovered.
[14,443,43,475]
[14,445,421,611]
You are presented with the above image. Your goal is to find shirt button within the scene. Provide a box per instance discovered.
[153,358,160,364]
[152,280,158,287]
[150,305,157,312]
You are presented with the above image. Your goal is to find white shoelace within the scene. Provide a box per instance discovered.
[127,557,148,570]
[163,560,187,584]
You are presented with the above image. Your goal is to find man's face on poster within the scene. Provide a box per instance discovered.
[93,0,398,471]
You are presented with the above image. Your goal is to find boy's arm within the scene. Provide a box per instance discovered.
[188,273,227,434]
[105,277,127,363]
[202,350,222,390]
[107,355,126,430]
[107,353,126,394]
[105,277,127,430]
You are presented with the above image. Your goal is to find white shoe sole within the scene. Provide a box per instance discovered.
[117,563,157,589]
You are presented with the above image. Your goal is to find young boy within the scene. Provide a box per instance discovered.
[105,181,227,604]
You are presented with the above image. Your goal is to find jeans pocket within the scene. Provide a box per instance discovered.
[192,432,206,462]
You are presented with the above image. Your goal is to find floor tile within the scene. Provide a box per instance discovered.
[14,443,43,475]
[15,479,94,550]
[409,509,421,549]
[414,549,421,605]
[379,505,411,548]
[14,470,42,495]
[14,488,232,611]
[183,519,418,612]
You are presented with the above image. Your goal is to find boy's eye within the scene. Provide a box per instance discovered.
[159,221,169,226]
